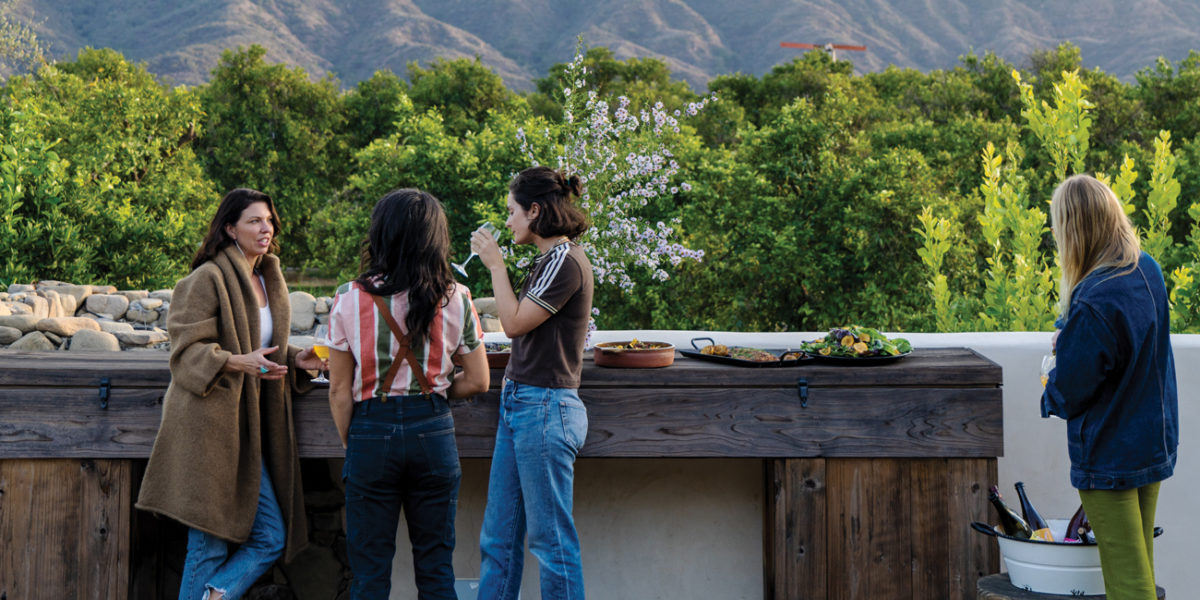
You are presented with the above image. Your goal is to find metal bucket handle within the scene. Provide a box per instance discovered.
[971,521,999,537]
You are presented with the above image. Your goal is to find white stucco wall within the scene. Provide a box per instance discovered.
[384,331,1198,599]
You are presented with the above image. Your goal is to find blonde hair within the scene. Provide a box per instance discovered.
[1050,174,1141,318]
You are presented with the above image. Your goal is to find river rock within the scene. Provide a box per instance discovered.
[8,283,35,294]
[69,329,121,352]
[125,303,159,324]
[114,329,169,346]
[98,320,135,334]
[149,289,173,302]
[21,294,49,319]
[116,290,149,302]
[10,331,55,351]
[0,303,9,317]
[0,314,39,333]
[0,326,21,344]
[474,297,498,316]
[37,317,102,337]
[92,285,117,294]
[136,297,164,311]
[290,291,316,332]
[40,284,91,308]
[86,294,131,319]
[3,301,31,315]
[480,315,502,332]
[41,289,64,318]
[314,296,332,314]
[44,331,63,345]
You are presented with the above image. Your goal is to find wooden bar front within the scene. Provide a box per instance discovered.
[0,347,1001,600]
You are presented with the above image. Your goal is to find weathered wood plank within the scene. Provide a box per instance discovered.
[910,458,951,600]
[0,459,130,600]
[1,386,1002,459]
[765,458,826,600]
[79,459,132,600]
[948,458,998,600]
[572,387,1002,458]
[0,347,1003,388]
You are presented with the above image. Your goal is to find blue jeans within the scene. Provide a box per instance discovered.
[343,394,461,600]
[179,461,285,600]
[479,381,588,600]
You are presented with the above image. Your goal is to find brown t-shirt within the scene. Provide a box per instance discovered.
[505,240,594,389]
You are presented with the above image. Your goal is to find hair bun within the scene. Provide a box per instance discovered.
[563,173,583,198]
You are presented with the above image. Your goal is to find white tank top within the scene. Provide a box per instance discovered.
[257,274,273,349]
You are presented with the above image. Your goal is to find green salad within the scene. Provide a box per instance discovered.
[799,326,912,358]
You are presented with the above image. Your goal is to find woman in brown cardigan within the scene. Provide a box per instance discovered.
[137,188,324,600]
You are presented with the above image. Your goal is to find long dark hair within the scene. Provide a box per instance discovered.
[191,188,282,270]
[509,166,589,239]
[355,188,455,345]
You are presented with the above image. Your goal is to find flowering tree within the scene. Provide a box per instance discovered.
[513,43,712,299]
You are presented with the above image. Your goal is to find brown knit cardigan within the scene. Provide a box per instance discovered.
[136,245,311,562]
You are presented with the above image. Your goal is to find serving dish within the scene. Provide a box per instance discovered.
[592,340,676,368]
[679,337,808,368]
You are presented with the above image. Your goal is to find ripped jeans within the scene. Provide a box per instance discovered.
[178,461,285,600]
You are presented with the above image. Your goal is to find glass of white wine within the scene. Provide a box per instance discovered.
[311,324,330,384]
[1040,353,1055,387]
[452,222,499,278]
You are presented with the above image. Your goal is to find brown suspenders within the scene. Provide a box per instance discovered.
[370,294,434,397]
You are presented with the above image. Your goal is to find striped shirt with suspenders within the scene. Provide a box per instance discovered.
[328,280,483,402]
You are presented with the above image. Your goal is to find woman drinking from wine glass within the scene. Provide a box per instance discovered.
[326,188,490,599]
[1041,174,1178,600]
[470,166,594,600]
[137,188,325,600]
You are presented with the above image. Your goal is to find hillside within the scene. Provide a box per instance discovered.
[12,0,1200,90]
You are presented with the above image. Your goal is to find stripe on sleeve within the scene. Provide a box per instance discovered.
[528,244,569,298]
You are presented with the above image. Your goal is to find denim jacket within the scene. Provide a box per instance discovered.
[1041,252,1178,490]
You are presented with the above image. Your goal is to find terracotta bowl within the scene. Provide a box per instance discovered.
[592,341,676,368]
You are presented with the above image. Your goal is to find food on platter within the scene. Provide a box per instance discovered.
[699,344,778,362]
[602,338,672,351]
[779,350,805,361]
[799,326,912,358]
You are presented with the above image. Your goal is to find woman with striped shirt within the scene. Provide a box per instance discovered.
[327,188,490,599]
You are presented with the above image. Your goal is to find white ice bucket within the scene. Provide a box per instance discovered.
[995,519,1102,595]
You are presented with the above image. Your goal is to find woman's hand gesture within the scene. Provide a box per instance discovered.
[223,346,288,380]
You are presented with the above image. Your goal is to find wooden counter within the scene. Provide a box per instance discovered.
[0,347,1002,599]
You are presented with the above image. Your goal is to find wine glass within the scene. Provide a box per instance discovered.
[311,324,330,384]
[453,222,499,277]
[1040,353,1055,387]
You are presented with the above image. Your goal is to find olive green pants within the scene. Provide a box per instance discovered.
[1078,481,1161,600]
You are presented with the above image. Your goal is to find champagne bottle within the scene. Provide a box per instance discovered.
[1065,504,1093,543]
[988,485,1033,539]
[1014,481,1055,542]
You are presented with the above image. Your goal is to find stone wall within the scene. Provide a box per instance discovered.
[1,281,501,352]
[0,281,334,352]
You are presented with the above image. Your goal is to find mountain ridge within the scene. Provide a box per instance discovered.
[13,0,1200,90]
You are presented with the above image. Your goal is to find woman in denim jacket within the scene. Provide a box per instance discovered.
[1042,174,1178,600]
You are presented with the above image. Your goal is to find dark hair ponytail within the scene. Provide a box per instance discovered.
[355,189,455,345]
[509,166,589,239]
